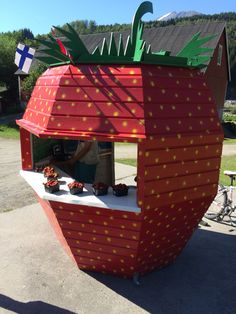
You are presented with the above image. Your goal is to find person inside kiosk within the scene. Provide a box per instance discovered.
[33,136,114,185]
[54,140,99,184]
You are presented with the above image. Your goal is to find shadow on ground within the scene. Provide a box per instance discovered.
[85,228,236,314]
[0,294,75,314]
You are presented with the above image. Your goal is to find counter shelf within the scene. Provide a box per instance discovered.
[20,169,140,213]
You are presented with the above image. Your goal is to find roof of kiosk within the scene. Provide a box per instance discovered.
[17,1,220,141]
[17,63,219,142]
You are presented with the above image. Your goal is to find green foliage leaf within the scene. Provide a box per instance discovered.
[53,23,89,61]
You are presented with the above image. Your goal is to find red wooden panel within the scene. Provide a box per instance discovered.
[144,170,219,195]
[19,128,33,170]
[144,158,221,181]
[54,209,142,231]
[50,202,142,220]
[60,228,139,250]
[143,184,217,209]
[142,144,222,166]
[48,101,145,118]
[143,133,224,150]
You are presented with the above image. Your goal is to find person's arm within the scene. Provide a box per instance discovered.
[67,142,92,165]
[51,142,92,167]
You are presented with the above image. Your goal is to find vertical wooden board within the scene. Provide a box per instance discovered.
[20,128,33,170]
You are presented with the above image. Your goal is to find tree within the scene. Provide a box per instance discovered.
[0,34,18,101]
[21,62,46,96]
[0,28,36,103]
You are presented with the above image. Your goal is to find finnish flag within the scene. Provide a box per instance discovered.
[15,43,35,73]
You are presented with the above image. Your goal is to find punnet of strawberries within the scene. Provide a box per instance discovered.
[112,183,129,191]
[44,179,59,187]
[43,166,54,175]
[68,181,84,189]
[92,182,109,190]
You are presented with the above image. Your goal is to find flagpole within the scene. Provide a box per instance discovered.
[18,75,22,103]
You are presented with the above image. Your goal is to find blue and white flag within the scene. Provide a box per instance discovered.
[15,43,35,73]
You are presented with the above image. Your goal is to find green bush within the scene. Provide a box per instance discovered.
[222,113,236,123]
[22,63,46,95]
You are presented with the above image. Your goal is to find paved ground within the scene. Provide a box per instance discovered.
[0,137,236,313]
[222,144,236,156]
[0,138,36,212]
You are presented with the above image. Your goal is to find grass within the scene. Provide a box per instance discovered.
[224,138,236,145]
[219,155,236,186]
[115,158,137,167]
[116,156,236,186]
[115,142,137,146]
[0,122,20,139]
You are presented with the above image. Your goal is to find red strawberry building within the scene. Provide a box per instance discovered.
[17,2,224,279]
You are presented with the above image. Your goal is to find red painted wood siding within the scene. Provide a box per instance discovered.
[19,128,33,170]
[205,31,229,116]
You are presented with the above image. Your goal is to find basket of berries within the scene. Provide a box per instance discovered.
[43,179,60,194]
[43,166,58,180]
[43,166,54,176]
[112,183,129,197]
[68,181,84,195]
[92,182,109,196]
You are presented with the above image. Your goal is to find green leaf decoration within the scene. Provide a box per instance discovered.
[35,1,217,69]
[130,1,153,55]
[124,35,132,57]
[53,23,89,61]
[146,44,151,54]
[108,33,118,56]
[100,38,109,56]
[117,34,124,57]
[92,46,100,56]
[177,32,216,66]
[37,35,70,64]
[133,23,145,61]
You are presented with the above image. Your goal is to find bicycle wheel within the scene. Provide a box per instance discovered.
[204,184,228,221]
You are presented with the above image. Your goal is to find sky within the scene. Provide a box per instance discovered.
[0,0,235,36]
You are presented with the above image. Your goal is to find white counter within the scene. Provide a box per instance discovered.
[20,170,141,213]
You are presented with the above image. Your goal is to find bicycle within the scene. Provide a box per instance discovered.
[204,170,236,227]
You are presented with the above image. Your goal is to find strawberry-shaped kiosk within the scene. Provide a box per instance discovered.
[17,2,224,279]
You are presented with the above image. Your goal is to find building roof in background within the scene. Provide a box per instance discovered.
[80,21,226,57]
[15,21,227,75]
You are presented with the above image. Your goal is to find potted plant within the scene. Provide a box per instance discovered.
[68,181,84,195]
[43,179,59,193]
[112,183,129,197]
[92,182,109,196]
